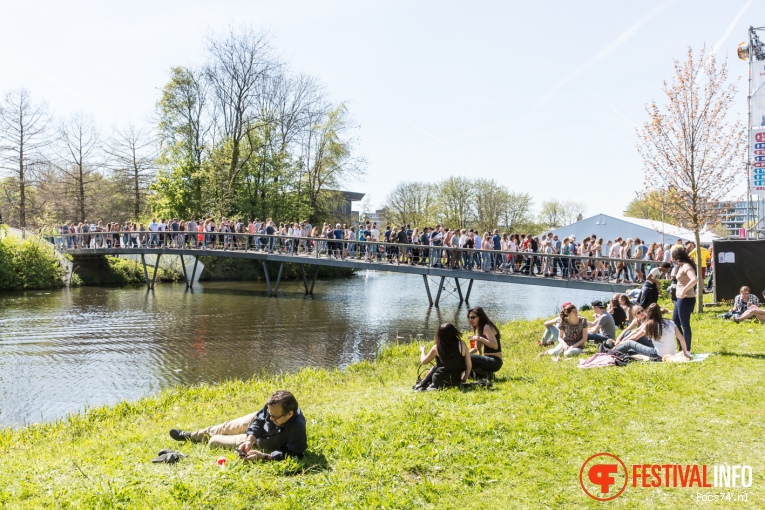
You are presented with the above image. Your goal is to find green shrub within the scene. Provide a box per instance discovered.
[0,232,65,290]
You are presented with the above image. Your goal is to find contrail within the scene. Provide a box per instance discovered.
[535,0,677,108]
[711,0,752,57]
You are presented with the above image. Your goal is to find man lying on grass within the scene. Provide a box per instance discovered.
[169,390,307,461]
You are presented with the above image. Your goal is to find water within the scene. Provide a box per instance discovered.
[0,271,613,427]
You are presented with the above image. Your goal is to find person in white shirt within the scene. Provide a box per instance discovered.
[148,219,159,248]
[611,303,692,359]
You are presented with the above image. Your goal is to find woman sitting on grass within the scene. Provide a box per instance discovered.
[618,293,637,324]
[467,306,503,380]
[611,304,692,359]
[416,323,471,390]
[603,305,649,349]
[539,303,588,358]
[608,296,628,329]
[539,302,573,346]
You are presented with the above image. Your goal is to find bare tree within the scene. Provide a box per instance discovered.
[106,124,157,219]
[205,26,280,192]
[52,113,101,223]
[0,89,50,228]
[637,47,746,312]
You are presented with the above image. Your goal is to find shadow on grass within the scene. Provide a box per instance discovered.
[282,451,330,476]
[715,352,765,361]
[497,375,535,384]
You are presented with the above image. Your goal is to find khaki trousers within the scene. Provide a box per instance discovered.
[190,411,258,448]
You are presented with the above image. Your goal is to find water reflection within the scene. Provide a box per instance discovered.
[0,271,614,427]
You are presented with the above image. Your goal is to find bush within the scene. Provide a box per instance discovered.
[0,231,65,290]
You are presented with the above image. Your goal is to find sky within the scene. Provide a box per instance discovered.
[1,0,762,220]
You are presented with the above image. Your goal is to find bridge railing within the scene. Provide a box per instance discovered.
[58,231,663,284]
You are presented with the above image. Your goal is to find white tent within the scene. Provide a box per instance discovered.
[549,214,719,249]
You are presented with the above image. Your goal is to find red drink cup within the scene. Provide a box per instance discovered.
[470,339,476,349]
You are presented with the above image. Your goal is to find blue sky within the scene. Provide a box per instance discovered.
[1,0,761,219]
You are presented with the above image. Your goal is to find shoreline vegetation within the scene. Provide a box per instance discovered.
[1,300,763,508]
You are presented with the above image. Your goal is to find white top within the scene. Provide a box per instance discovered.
[651,320,677,357]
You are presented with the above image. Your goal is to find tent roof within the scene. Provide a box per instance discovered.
[550,214,719,245]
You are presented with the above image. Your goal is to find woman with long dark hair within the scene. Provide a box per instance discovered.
[467,306,503,381]
[612,304,691,359]
[416,323,471,390]
[539,303,587,358]
[671,247,698,350]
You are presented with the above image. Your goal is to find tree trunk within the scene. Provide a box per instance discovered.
[134,162,140,219]
[19,143,26,229]
[78,164,85,223]
[694,230,704,314]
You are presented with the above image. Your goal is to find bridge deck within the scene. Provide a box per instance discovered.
[67,246,635,293]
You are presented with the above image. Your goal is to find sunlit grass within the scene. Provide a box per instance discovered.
[0,301,763,508]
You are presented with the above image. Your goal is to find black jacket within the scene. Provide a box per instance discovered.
[245,405,307,461]
[638,280,659,309]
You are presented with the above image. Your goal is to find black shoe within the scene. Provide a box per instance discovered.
[169,429,191,442]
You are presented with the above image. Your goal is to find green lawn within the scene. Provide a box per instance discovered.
[1,302,763,509]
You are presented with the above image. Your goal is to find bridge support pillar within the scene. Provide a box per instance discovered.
[151,254,161,289]
[140,254,162,290]
[262,262,285,297]
[301,265,319,296]
[180,255,189,287]
[434,276,446,307]
[464,279,474,304]
[141,254,150,289]
[189,256,200,289]
[422,275,433,306]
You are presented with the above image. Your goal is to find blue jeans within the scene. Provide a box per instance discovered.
[612,339,657,357]
[673,297,695,351]
[588,332,610,343]
[541,325,558,345]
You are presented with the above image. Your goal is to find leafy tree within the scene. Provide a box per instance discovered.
[383,181,437,227]
[624,190,680,225]
[637,47,746,312]
[437,176,474,229]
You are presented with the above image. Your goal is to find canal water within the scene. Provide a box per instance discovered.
[0,271,614,427]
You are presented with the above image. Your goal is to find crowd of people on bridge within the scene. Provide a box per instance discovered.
[45,217,715,285]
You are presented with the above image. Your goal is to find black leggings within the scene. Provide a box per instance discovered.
[470,355,503,375]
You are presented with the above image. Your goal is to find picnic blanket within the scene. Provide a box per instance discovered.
[662,353,712,363]
[578,352,713,368]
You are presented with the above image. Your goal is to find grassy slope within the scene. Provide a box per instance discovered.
[0,302,763,509]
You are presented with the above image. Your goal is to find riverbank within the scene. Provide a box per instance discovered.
[1,303,763,508]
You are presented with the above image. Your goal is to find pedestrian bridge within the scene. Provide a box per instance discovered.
[62,232,636,307]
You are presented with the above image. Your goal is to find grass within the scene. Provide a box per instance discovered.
[0,300,763,508]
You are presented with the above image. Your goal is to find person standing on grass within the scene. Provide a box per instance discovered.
[611,304,692,359]
[539,303,587,358]
[467,306,503,380]
[671,247,698,351]
[169,390,307,462]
